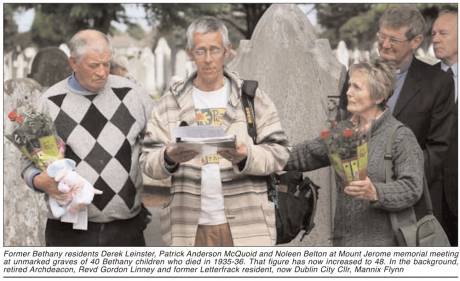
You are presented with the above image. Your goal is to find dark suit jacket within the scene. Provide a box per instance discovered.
[435,62,458,215]
[339,57,455,200]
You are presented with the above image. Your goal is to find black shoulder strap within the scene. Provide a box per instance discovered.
[241,80,258,144]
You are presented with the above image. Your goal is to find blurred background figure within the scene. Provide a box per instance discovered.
[110,55,130,78]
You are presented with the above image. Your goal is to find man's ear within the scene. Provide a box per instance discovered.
[410,34,423,51]
[186,49,194,60]
[68,57,78,72]
[224,44,233,59]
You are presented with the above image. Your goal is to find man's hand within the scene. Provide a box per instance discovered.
[344,177,378,201]
[33,172,72,202]
[218,142,248,165]
[165,145,199,164]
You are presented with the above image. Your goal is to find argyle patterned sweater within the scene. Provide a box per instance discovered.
[23,75,152,223]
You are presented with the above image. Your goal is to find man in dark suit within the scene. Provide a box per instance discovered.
[338,5,455,224]
[432,9,458,246]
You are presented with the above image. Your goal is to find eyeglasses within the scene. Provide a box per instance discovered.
[376,32,410,46]
[193,47,224,59]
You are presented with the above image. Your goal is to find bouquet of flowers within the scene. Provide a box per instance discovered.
[5,105,101,230]
[6,109,65,171]
[320,120,369,185]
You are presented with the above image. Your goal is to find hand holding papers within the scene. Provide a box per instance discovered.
[172,125,236,153]
[166,125,246,164]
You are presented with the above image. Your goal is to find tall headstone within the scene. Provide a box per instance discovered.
[4,78,48,246]
[174,49,194,79]
[4,51,14,81]
[154,37,172,93]
[23,47,38,70]
[13,47,28,78]
[140,47,157,95]
[229,4,346,246]
[28,47,72,88]
[336,40,350,69]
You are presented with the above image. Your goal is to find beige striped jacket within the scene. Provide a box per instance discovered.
[141,70,289,246]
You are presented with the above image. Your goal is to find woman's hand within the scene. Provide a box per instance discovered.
[344,177,378,201]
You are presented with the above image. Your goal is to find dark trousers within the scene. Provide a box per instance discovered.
[45,208,150,246]
[442,193,458,246]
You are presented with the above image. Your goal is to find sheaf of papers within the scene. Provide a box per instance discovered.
[172,125,236,153]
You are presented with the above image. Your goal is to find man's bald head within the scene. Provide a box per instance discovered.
[68,29,112,62]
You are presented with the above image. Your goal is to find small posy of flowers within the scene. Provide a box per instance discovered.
[320,120,369,185]
[5,109,65,171]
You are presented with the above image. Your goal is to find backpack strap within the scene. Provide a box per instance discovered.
[241,80,258,144]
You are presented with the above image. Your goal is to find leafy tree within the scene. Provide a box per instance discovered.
[317,3,458,50]
[142,3,270,49]
[3,4,19,52]
[16,4,126,47]
[126,22,145,41]
[316,4,372,49]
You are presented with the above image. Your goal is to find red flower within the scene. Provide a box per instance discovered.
[8,111,17,121]
[343,128,353,138]
[15,115,24,124]
[320,130,330,140]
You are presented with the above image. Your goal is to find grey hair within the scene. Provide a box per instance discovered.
[186,16,230,50]
[68,29,112,61]
[379,5,426,40]
[349,59,396,108]
[438,9,458,17]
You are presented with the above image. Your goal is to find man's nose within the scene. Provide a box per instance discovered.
[95,65,108,77]
[380,38,392,49]
[204,51,213,63]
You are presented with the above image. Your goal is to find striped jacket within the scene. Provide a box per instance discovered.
[141,70,289,246]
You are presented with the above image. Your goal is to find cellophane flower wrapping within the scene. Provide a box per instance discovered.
[5,106,65,171]
[320,120,369,185]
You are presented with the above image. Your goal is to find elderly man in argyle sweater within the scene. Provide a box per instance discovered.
[21,29,153,246]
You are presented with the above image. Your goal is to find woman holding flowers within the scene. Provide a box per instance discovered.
[287,59,424,246]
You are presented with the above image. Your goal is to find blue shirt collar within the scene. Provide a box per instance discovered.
[68,73,86,92]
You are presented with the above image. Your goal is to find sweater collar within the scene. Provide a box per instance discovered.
[368,108,392,137]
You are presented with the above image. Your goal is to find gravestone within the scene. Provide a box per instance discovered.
[336,40,350,69]
[229,4,346,246]
[174,49,194,79]
[154,37,172,93]
[13,47,28,78]
[140,47,157,96]
[59,43,70,57]
[4,51,14,81]
[23,47,37,70]
[28,47,72,88]
[4,78,48,246]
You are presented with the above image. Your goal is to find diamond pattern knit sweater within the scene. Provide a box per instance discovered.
[24,75,152,223]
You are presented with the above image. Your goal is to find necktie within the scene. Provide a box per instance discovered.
[446,67,454,77]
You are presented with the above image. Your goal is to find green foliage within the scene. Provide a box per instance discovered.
[27,4,125,47]
[316,4,373,48]
[126,23,145,41]
[3,4,19,52]
[143,3,270,48]
[317,3,458,50]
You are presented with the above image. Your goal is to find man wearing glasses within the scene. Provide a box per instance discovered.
[141,16,289,246]
[339,5,454,221]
